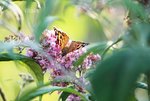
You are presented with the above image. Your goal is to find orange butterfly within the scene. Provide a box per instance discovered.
[53,27,89,56]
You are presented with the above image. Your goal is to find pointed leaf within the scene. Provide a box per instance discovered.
[0,53,43,86]
[16,85,88,101]
[59,92,71,101]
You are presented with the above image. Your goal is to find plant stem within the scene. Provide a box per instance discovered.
[101,37,122,58]
[0,88,6,101]
[39,95,43,101]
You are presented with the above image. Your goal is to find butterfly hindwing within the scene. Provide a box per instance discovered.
[68,41,89,52]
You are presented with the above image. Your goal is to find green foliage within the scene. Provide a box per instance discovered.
[33,0,58,42]
[74,42,107,67]
[0,0,150,101]
[16,85,88,101]
[0,0,23,32]
[59,92,71,101]
[0,53,43,86]
[91,47,150,101]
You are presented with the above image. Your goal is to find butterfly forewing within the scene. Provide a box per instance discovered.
[54,27,69,50]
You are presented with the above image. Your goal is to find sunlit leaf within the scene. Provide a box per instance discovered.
[0,53,43,86]
[33,0,58,42]
[16,85,88,101]
[24,0,41,9]
[0,0,23,30]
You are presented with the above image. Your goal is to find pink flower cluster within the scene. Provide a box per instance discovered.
[66,94,80,101]
[60,48,86,69]
[26,28,101,100]
[82,53,101,69]
[26,29,62,71]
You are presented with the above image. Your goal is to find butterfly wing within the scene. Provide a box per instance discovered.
[69,41,89,52]
[54,27,69,50]
[61,41,89,56]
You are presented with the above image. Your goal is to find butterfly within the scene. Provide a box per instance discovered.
[53,27,89,56]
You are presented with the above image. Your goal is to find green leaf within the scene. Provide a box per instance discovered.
[0,53,43,86]
[73,42,107,67]
[123,0,148,21]
[0,0,23,30]
[33,0,58,42]
[16,85,88,101]
[59,91,71,101]
[90,47,150,101]
[24,0,41,9]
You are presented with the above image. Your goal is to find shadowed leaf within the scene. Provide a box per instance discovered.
[90,47,150,101]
